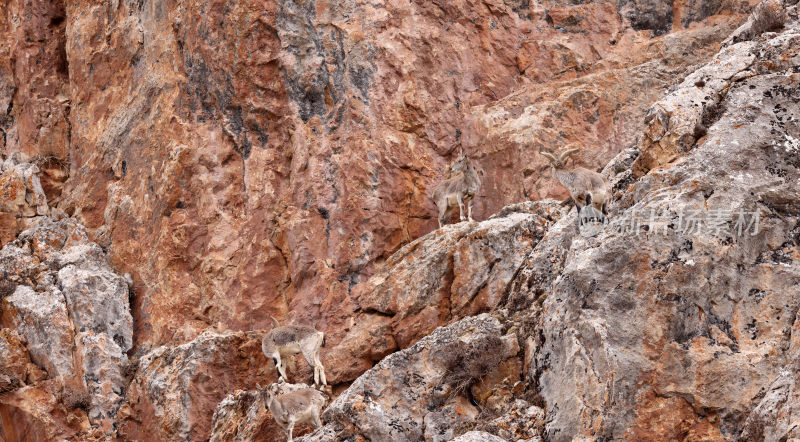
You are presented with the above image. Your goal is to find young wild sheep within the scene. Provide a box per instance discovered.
[432,149,482,228]
[540,147,610,225]
[261,383,327,442]
[262,316,327,388]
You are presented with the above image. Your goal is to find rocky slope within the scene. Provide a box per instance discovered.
[297,2,798,439]
[208,7,800,437]
[0,0,756,357]
[2,0,799,440]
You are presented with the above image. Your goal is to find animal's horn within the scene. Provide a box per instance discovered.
[269,315,280,328]
[539,150,557,162]
[558,148,580,162]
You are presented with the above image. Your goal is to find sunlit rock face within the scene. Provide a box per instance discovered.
[0,0,755,357]
[4,0,799,440]
[314,4,800,439]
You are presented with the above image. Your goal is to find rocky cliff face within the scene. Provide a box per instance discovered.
[300,5,799,438]
[2,0,799,440]
[0,0,756,354]
[0,172,134,439]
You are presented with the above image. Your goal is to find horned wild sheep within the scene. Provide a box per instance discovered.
[260,383,327,442]
[540,147,610,225]
[262,316,327,388]
[432,149,482,227]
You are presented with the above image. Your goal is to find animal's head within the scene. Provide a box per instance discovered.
[450,149,469,172]
[585,192,606,215]
[450,147,479,176]
[258,383,280,407]
[540,147,580,169]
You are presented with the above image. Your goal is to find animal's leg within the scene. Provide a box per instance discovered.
[301,352,317,387]
[277,420,290,439]
[287,419,295,442]
[314,332,327,386]
[317,358,328,385]
[315,345,327,387]
[301,345,320,387]
[438,201,447,228]
[579,193,592,225]
[457,194,466,222]
[274,355,288,383]
[467,200,474,222]
[313,411,322,428]
[571,196,584,225]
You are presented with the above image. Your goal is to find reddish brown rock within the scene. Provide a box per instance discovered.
[208,390,272,442]
[0,213,135,440]
[0,0,745,362]
[0,329,36,394]
[1,0,789,439]
[31,156,69,206]
[0,0,71,160]
[518,14,800,439]
[1,284,76,380]
[0,381,92,442]
[118,330,270,442]
[323,200,559,384]
[309,314,530,441]
[631,40,759,177]
[0,212,18,247]
[0,160,48,218]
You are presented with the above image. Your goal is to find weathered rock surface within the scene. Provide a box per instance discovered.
[519,5,800,439]
[0,0,71,164]
[451,431,508,442]
[0,329,41,394]
[0,381,92,441]
[4,0,800,440]
[58,246,134,352]
[118,330,269,441]
[0,0,756,369]
[0,214,133,438]
[209,390,271,442]
[2,284,75,379]
[739,368,800,441]
[356,202,560,326]
[118,203,561,440]
[0,158,49,222]
[289,3,800,441]
[305,314,527,441]
[323,200,560,384]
